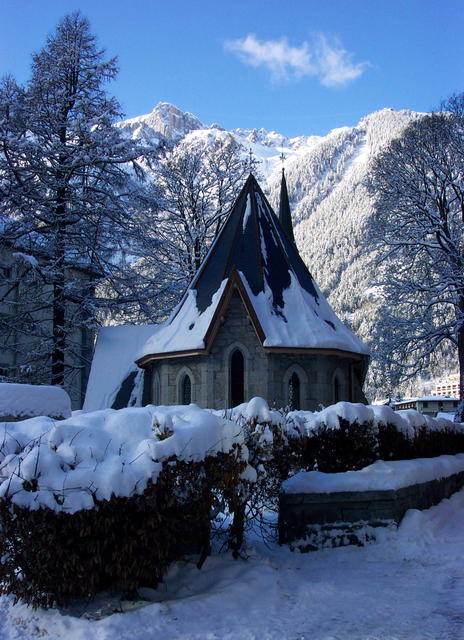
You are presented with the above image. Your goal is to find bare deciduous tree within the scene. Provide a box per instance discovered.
[366,103,464,419]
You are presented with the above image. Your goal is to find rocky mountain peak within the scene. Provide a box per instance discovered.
[119,102,203,142]
[149,102,203,139]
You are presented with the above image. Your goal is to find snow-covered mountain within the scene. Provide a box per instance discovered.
[118,103,433,398]
[120,102,324,176]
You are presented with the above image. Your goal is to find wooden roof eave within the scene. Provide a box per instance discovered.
[263,346,368,361]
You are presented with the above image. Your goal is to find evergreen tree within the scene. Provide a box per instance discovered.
[0,13,150,399]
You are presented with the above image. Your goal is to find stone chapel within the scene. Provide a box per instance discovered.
[130,172,369,411]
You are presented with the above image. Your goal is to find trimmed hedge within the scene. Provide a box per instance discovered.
[296,420,464,474]
[2,400,463,609]
[0,449,245,609]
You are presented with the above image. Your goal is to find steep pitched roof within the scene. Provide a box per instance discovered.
[137,174,369,364]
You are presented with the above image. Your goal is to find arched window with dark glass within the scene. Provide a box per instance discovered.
[230,349,245,407]
[334,376,341,403]
[288,372,300,410]
[181,374,192,405]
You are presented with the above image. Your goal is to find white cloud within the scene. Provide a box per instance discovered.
[314,34,368,87]
[224,33,368,87]
[224,34,314,81]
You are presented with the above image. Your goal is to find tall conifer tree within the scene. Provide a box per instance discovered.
[0,13,149,394]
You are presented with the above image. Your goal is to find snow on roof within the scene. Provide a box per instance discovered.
[395,396,459,403]
[436,412,456,420]
[84,324,162,412]
[138,174,369,361]
[241,271,368,352]
[0,383,71,419]
[139,281,228,359]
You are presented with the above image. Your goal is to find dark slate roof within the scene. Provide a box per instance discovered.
[138,174,369,360]
[185,173,317,314]
[278,169,296,245]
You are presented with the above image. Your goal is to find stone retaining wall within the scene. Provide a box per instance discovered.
[279,470,464,550]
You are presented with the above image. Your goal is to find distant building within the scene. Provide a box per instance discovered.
[394,396,459,417]
[434,373,460,399]
[0,244,94,409]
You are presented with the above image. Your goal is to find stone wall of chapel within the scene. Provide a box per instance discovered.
[266,353,356,409]
[208,291,268,407]
[148,290,366,410]
[149,291,268,409]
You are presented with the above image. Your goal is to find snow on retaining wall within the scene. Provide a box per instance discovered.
[279,455,464,550]
[282,455,464,494]
[0,404,245,513]
[0,383,72,420]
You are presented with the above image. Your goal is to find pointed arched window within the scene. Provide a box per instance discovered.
[288,372,300,410]
[334,376,341,403]
[230,349,245,407]
[181,374,192,405]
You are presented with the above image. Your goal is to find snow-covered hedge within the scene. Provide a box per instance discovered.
[233,400,464,474]
[0,405,247,608]
[285,401,459,438]
[0,404,244,512]
[1,399,458,515]
[0,382,71,420]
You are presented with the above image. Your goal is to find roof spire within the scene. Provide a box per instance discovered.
[278,166,295,245]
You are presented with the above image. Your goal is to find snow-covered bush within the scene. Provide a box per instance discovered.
[283,402,464,472]
[0,405,246,608]
[219,400,464,520]
[214,399,306,544]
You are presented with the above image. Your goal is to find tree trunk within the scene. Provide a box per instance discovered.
[455,291,464,422]
[51,252,66,387]
[51,181,67,387]
[457,317,464,423]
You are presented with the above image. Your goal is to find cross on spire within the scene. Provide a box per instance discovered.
[244,147,261,174]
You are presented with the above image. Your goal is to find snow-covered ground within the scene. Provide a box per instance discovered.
[2,489,464,639]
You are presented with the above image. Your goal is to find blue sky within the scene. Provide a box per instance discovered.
[1,0,463,137]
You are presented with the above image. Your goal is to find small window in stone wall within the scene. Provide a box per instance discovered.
[0,365,10,380]
[288,372,300,410]
[230,349,244,407]
[0,265,11,279]
[181,374,192,405]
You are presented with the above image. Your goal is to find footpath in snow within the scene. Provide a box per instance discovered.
[2,489,464,640]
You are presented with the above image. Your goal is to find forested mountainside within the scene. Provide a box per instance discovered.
[119,104,450,399]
